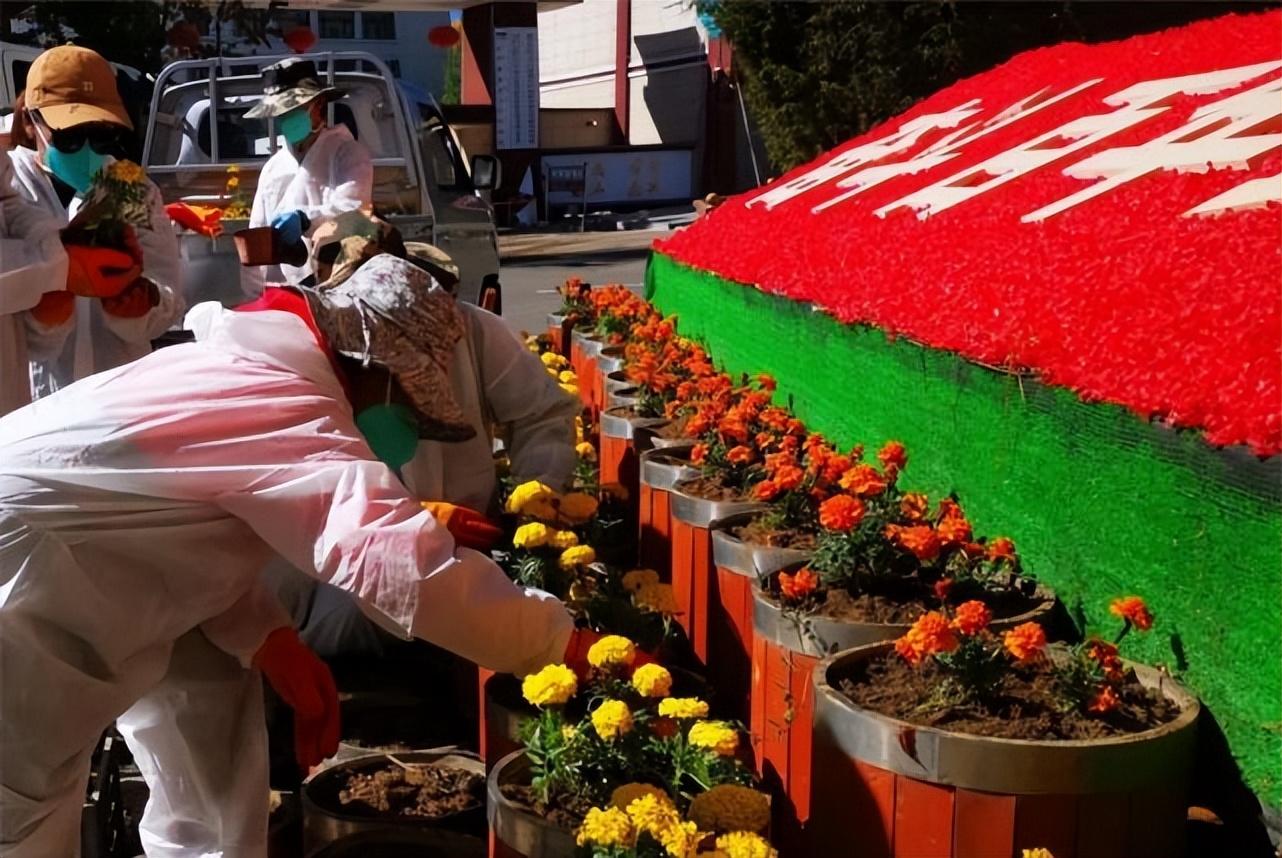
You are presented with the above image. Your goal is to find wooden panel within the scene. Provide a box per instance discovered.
[1075,791,1130,858]
[599,434,627,486]
[710,567,752,722]
[1126,789,1188,858]
[690,525,712,661]
[1014,793,1078,858]
[669,519,696,642]
[787,650,817,823]
[749,632,768,772]
[761,638,793,792]
[894,776,956,858]
[954,788,1017,858]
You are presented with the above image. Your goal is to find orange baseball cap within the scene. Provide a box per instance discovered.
[25,45,132,131]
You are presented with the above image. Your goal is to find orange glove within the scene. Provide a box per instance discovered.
[30,290,75,326]
[253,627,340,771]
[563,628,657,679]
[101,278,159,318]
[64,244,142,298]
[421,501,503,552]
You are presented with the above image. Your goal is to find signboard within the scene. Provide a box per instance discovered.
[494,27,539,150]
[542,149,694,207]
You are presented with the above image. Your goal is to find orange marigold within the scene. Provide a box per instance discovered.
[987,537,1016,561]
[877,440,907,471]
[893,525,943,562]
[1088,684,1120,714]
[937,513,973,546]
[951,600,991,636]
[727,445,755,465]
[777,567,820,602]
[690,444,708,465]
[894,634,925,666]
[1085,638,1124,681]
[753,480,781,502]
[1109,596,1154,631]
[757,373,777,392]
[900,492,929,522]
[899,612,959,663]
[774,465,805,492]
[840,464,888,497]
[1003,622,1047,663]
[818,494,865,532]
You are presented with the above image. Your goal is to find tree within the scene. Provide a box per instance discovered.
[709,0,1261,173]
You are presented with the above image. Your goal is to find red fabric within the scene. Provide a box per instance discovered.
[657,11,1282,455]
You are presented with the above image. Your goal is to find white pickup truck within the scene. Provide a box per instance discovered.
[141,51,503,309]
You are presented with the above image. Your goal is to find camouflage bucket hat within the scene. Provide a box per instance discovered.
[403,241,460,291]
[244,57,342,120]
[301,253,475,442]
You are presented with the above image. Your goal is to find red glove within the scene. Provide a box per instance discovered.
[253,627,340,770]
[30,290,75,326]
[101,278,159,318]
[64,244,142,298]
[120,226,145,266]
[422,501,503,552]
[563,628,657,679]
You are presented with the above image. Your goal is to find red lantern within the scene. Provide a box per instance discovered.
[428,25,460,48]
[166,21,201,52]
[283,25,317,54]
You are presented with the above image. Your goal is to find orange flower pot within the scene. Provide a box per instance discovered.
[568,330,603,417]
[546,313,572,358]
[637,447,697,575]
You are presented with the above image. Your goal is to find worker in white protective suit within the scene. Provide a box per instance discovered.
[8,45,183,399]
[240,57,373,298]
[0,254,586,858]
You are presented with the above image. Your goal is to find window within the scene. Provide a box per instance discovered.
[361,12,396,41]
[318,11,355,40]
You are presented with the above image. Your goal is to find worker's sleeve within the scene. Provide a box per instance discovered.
[0,235,66,314]
[198,574,293,667]
[300,140,373,234]
[470,307,579,490]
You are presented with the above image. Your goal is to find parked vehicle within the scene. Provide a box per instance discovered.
[141,52,502,308]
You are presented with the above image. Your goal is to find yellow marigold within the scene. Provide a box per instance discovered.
[576,441,597,461]
[541,351,568,369]
[575,806,634,848]
[715,831,777,858]
[1022,851,1055,858]
[506,480,555,515]
[559,369,578,384]
[560,383,580,398]
[624,793,696,857]
[559,492,600,524]
[590,699,634,740]
[107,160,145,184]
[622,568,661,593]
[610,782,669,812]
[688,784,771,834]
[688,721,739,756]
[550,529,580,549]
[631,663,673,698]
[226,175,240,191]
[635,582,680,615]
[562,724,578,741]
[559,544,597,569]
[520,663,578,707]
[658,697,709,720]
[545,366,560,379]
[226,164,240,174]
[587,634,636,668]
[512,522,552,549]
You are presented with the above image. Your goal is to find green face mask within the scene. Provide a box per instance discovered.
[280,108,315,146]
[356,404,420,471]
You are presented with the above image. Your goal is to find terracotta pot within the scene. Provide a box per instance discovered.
[487,751,576,858]
[667,479,767,665]
[638,446,698,575]
[810,643,1199,858]
[749,576,1057,851]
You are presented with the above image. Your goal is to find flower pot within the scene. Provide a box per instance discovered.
[545,314,569,358]
[707,513,815,724]
[302,749,486,858]
[809,643,1199,858]
[232,226,307,267]
[603,370,634,399]
[569,331,604,415]
[593,346,626,417]
[638,446,698,575]
[668,480,768,665]
[487,751,576,858]
[599,406,670,497]
[749,577,1057,851]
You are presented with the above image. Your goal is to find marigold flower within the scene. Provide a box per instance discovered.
[576,441,597,461]
[576,806,634,848]
[512,522,551,549]
[840,464,888,497]
[753,479,781,501]
[937,512,973,545]
[559,544,596,569]
[951,600,991,635]
[987,536,1016,561]
[521,663,578,707]
[715,830,778,858]
[691,444,709,465]
[635,582,680,615]
[624,792,687,850]
[550,529,580,550]
[1003,622,1047,663]
[898,612,959,665]
[727,445,755,465]
[558,369,577,385]
[657,697,709,719]
[541,351,568,369]
[689,720,739,756]
[1088,684,1120,714]
[1109,596,1154,631]
[506,480,555,515]
[610,782,669,812]
[587,634,637,668]
[756,373,777,392]
[689,784,771,834]
[768,464,801,492]
[877,440,907,471]
[622,568,661,592]
[933,578,954,602]
[894,634,925,666]
[820,453,852,486]
[107,160,145,184]
[1022,851,1055,858]
[559,382,579,398]
[892,525,943,562]
[631,663,673,698]
[1086,638,1124,680]
[591,699,634,740]
[777,567,820,602]
[818,494,865,532]
[559,492,599,524]
[900,492,929,521]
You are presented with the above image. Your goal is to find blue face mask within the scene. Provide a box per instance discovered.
[356,403,420,471]
[280,109,315,146]
[44,144,107,195]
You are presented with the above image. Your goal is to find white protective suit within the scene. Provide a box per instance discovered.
[0,302,573,857]
[0,150,68,416]
[241,125,373,296]
[7,146,184,399]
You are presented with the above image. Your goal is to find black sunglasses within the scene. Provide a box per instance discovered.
[29,112,123,155]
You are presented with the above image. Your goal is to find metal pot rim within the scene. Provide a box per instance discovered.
[711,510,815,578]
[669,478,769,528]
[487,751,578,855]
[601,407,670,440]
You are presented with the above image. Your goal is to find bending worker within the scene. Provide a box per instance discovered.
[241,57,373,297]
[0,254,578,856]
[8,45,183,398]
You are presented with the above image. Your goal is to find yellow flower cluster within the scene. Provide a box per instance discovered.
[689,721,739,757]
[576,441,597,462]
[541,351,569,370]
[715,831,777,858]
[657,697,709,720]
[635,581,679,615]
[610,782,669,811]
[107,160,145,184]
[576,806,633,848]
[512,522,552,549]
[521,663,578,707]
[1022,851,1055,858]
[622,568,660,593]
[550,529,580,549]
[559,544,596,569]
[631,663,673,698]
[505,480,554,515]
[590,699,633,740]
[625,793,699,857]
[688,784,771,834]
[587,635,636,669]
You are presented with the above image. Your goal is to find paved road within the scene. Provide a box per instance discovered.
[496,231,662,336]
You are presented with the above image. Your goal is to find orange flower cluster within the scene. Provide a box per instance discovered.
[1109,596,1153,631]
[894,611,960,665]
[1085,638,1123,681]
[1002,622,1047,663]
[885,524,943,562]
[777,567,820,602]
[818,494,865,532]
[950,600,992,636]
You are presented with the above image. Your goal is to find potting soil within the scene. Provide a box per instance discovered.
[338,763,484,819]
